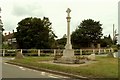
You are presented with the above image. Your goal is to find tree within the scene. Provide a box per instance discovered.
[56,34,67,49]
[100,34,113,47]
[71,19,103,48]
[15,17,57,49]
[0,8,4,32]
[0,7,4,47]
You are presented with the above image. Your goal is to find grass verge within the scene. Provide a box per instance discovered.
[9,56,118,78]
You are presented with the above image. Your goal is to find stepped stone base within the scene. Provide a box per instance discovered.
[54,49,85,64]
[54,56,85,64]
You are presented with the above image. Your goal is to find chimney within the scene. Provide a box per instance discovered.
[13,30,14,33]
[4,33,7,36]
[8,32,10,35]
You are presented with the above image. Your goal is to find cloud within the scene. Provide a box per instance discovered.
[1,0,119,39]
[12,3,44,17]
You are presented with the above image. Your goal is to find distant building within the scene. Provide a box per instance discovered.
[3,31,17,48]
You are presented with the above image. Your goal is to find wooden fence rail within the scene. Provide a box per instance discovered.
[0,48,115,57]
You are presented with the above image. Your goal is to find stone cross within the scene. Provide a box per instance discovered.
[66,8,71,17]
[65,8,72,49]
[54,8,75,64]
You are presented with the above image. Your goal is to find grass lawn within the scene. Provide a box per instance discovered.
[9,56,118,78]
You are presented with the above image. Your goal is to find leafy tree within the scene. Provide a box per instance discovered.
[0,7,4,47]
[100,34,113,47]
[56,34,67,49]
[113,38,117,45]
[113,36,117,45]
[117,44,120,49]
[108,34,113,46]
[0,8,4,32]
[71,19,103,48]
[15,17,57,49]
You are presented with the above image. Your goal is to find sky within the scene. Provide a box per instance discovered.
[0,0,119,39]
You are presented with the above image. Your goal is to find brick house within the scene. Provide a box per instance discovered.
[3,31,17,48]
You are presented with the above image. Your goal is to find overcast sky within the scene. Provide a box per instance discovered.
[0,0,119,39]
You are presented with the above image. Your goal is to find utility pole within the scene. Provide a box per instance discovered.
[113,24,115,41]
[113,24,119,45]
[118,1,120,45]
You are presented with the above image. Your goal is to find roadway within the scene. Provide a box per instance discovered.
[1,57,68,80]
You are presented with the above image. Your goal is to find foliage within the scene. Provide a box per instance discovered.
[56,34,67,49]
[71,19,103,48]
[56,38,66,49]
[0,8,4,45]
[0,8,4,32]
[15,17,57,49]
[113,37,117,45]
[100,34,113,47]
[117,44,120,49]
[2,44,12,49]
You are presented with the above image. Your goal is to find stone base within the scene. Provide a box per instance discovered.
[54,56,85,64]
[54,49,85,64]
[62,49,74,57]
[87,54,96,61]
[56,56,75,64]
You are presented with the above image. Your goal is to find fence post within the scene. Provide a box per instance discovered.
[54,49,56,56]
[3,49,5,57]
[38,49,40,56]
[104,49,106,53]
[80,49,82,55]
[93,49,95,54]
[111,48,114,52]
[98,49,100,55]
[109,49,111,53]
[21,49,22,54]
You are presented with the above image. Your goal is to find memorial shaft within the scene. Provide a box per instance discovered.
[65,8,72,49]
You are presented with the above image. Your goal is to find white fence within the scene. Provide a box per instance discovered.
[0,48,114,57]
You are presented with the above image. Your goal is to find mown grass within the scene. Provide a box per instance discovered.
[10,56,118,78]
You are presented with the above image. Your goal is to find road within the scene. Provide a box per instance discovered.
[1,57,68,79]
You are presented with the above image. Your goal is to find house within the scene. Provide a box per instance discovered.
[3,31,17,48]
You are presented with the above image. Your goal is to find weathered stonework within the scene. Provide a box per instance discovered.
[54,8,78,64]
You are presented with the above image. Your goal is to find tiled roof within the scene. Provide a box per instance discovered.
[4,33,14,41]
